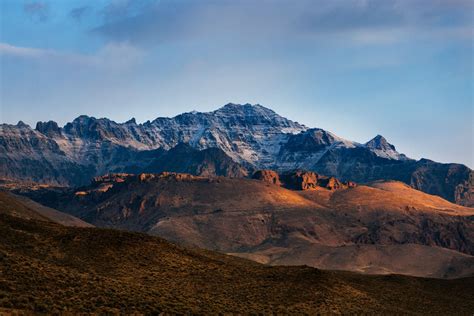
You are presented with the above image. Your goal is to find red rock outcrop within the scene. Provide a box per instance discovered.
[280,171,319,190]
[252,170,281,186]
[318,177,344,190]
[139,173,156,182]
[253,170,357,191]
[93,173,132,184]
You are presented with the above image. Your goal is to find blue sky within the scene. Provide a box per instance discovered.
[0,0,473,167]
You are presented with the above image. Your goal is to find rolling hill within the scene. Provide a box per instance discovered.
[24,171,474,279]
[0,193,473,314]
[0,191,91,227]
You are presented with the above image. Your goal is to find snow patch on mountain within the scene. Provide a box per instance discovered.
[364,135,409,160]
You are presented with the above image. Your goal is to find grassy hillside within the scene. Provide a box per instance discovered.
[0,212,473,314]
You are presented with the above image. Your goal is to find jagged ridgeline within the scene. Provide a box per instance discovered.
[0,103,472,206]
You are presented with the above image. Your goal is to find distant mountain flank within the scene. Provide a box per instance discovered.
[1,103,472,205]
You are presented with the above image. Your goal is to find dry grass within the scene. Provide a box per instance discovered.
[0,213,473,315]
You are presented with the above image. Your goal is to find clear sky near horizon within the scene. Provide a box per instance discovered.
[0,0,473,167]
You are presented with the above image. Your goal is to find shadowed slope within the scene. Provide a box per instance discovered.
[0,212,473,314]
[0,191,92,227]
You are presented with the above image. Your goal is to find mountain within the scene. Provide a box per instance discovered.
[0,122,95,185]
[312,149,472,206]
[0,103,472,205]
[1,192,474,314]
[23,171,474,279]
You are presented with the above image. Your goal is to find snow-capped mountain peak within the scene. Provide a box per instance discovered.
[364,135,407,160]
[365,135,395,151]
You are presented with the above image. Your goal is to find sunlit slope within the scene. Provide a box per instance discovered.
[35,174,474,278]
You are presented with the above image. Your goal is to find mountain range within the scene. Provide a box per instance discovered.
[1,103,472,206]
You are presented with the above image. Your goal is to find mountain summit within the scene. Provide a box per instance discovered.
[0,103,472,205]
[365,135,395,151]
[364,135,407,160]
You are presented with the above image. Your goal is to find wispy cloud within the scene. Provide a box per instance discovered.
[0,42,145,70]
[23,1,50,23]
[0,43,71,60]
